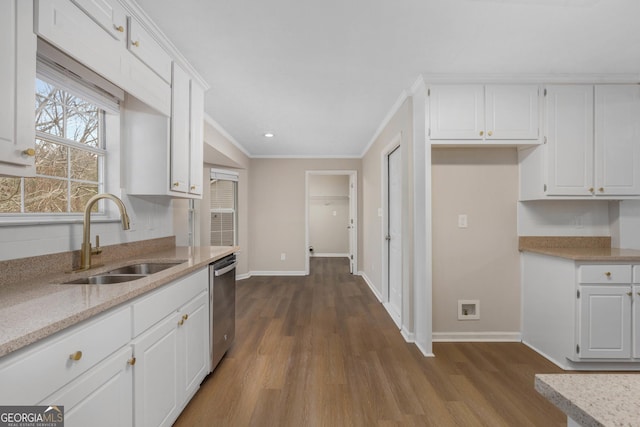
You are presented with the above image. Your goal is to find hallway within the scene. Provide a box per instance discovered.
[175,257,565,426]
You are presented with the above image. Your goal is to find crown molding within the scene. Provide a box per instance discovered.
[419,73,640,84]
[120,0,210,90]
[360,89,409,158]
[203,113,252,158]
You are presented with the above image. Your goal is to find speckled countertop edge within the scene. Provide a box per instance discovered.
[535,374,640,427]
[519,236,640,262]
[0,245,238,358]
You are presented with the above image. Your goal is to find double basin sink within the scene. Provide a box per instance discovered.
[64,261,185,285]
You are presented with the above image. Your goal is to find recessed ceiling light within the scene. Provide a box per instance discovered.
[263,132,275,138]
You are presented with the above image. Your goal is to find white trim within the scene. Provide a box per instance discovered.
[204,113,252,158]
[383,302,401,328]
[122,0,209,89]
[419,73,640,84]
[251,154,362,159]
[409,74,426,96]
[236,273,251,281]
[414,341,435,358]
[359,271,382,302]
[305,170,358,276]
[248,271,307,277]
[432,332,522,342]
[311,253,349,258]
[360,90,409,158]
[381,134,402,315]
[400,328,415,343]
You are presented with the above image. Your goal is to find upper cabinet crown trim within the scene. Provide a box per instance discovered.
[119,0,209,90]
[418,73,640,84]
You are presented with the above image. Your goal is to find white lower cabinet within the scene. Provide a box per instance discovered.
[131,268,209,427]
[41,346,134,427]
[522,253,640,370]
[577,285,632,359]
[0,266,211,427]
[133,313,180,427]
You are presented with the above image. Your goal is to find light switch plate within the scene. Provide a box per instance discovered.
[458,214,468,228]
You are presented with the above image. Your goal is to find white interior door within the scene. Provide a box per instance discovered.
[348,173,356,274]
[387,147,402,323]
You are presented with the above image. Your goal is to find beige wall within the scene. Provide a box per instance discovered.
[308,175,350,255]
[431,147,520,335]
[361,99,413,298]
[203,121,250,276]
[248,158,361,273]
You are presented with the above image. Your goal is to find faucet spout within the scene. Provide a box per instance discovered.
[77,193,130,271]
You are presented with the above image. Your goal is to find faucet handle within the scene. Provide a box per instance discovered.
[92,235,102,255]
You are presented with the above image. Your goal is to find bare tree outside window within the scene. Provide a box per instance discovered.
[0,78,104,214]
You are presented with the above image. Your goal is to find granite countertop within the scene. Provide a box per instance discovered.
[535,374,640,427]
[0,245,238,358]
[519,236,640,262]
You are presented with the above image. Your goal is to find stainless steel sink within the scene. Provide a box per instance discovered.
[105,262,183,275]
[64,274,146,285]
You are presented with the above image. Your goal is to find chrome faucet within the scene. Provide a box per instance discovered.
[77,193,130,271]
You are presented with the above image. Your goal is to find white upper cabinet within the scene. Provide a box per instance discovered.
[127,17,172,84]
[525,84,640,199]
[70,0,126,41]
[171,62,204,197]
[0,0,36,177]
[429,84,539,143]
[594,85,640,196]
[36,0,171,116]
[545,85,594,196]
[429,85,484,140]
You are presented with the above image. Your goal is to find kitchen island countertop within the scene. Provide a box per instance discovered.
[0,245,238,358]
[535,373,640,427]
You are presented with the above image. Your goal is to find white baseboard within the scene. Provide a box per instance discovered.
[382,302,401,328]
[432,332,522,342]
[248,270,307,277]
[311,253,349,258]
[359,271,382,301]
[236,273,251,281]
[414,341,435,357]
[400,327,415,343]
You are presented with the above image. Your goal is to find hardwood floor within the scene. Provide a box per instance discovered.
[174,257,566,426]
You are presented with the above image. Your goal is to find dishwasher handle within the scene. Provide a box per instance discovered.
[214,261,238,277]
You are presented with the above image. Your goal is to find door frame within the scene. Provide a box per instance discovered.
[305,170,358,275]
[381,133,402,325]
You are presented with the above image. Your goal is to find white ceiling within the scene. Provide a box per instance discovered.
[134,0,640,158]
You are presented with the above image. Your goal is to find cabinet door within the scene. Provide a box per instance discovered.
[188,81,205,195]
[133,313,180,427]
[577,285,631,359]
[0,0,36,176]
[545,85,594,196]
[70,0,126,41]
[429,85,484,140]
[485,85,539,140]
[635,285,640,359]
[594,85,640,196]
[171,62,190,194]
[178,292,209,403]
[41,346,133,427]
[128,17,172,83]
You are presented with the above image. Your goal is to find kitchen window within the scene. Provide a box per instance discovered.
[210,169,238,246]
[0,44,122,219]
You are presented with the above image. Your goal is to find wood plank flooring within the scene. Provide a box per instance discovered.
[174,257,567,426]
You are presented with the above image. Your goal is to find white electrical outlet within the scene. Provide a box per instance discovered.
[280,253,286,261]
[458,214,468,228]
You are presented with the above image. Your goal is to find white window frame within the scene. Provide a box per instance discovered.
[0,44,123,225]
[210,168,238,246]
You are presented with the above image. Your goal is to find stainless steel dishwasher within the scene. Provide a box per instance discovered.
[209,254,237,372]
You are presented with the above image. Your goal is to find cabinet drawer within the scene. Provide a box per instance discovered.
[633,266,640,284]
[128,17,172,83]
[132,268,208,337]
[0,306,131,405]
[578,265,631,284]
